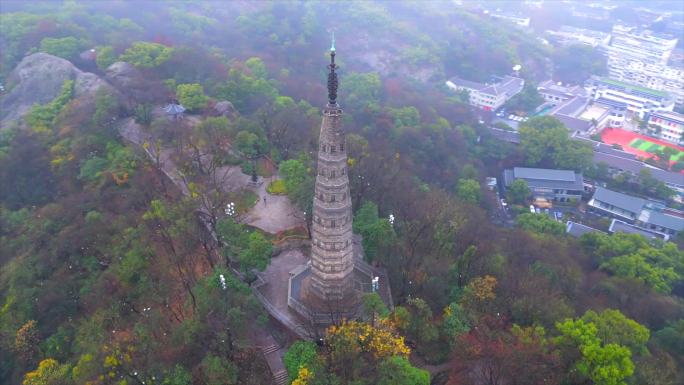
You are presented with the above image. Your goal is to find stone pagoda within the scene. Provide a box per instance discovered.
[308,38,356,303]
[286,37,383,327]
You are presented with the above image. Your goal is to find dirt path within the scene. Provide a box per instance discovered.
[243,176,306,234]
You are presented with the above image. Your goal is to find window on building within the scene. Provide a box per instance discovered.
[330,145,336,153]
[331,220,336,228]
[340,143,344,151]
[331,194,336,202]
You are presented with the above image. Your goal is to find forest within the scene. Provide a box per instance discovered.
[0,2,683,385]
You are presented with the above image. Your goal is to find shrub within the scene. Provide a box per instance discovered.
[267,179,287,195]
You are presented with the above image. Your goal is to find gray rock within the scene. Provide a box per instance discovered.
[105,61,166,105]
[0,53,117,128]
[213,100,239,119]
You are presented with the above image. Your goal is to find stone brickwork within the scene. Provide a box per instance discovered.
[309,105,356,302]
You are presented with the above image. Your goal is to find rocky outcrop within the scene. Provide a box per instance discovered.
[212,100,239,120]
[0,53,117,127]
[105,61,167,105]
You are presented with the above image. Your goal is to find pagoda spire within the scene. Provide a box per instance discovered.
[327,33,338,106]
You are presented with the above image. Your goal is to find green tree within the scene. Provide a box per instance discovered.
[339,72,382,111]
[134,104,153,126]
[362,292,389,325]
[519,116,592,171]
[516,213,566,236]
[163,365,192,385]
[580,309,650,354]
[504,82,544,114]
[353,201,396,262]
[442,302,470,344]
[455,178,481,204]
[245,57,268,78]
[95,45,116,71]
[119,41,174,68]
[176,83,209,112]
[377,356,430,385]
[237,232,272,272]
[553,44,607,84]
[284,341,319,383]
[506,179,530,204]
[235,130,260,157]
[39,36,83,60]
[92,88,119,128]
[200,354,238,385]
[556,318,634,385]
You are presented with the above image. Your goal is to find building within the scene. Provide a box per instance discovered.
[588,187,684,238]
[164,102,185,120]
[607,25,678,66]
[490,12,530,28]
[545,26,611,48]
[503,167,584,203]
[606,58,684,107]
[446,75,524,111]
[588,187,645,222]
[591,151,684,194]
[648,110,684,145]
[608,219,666,240]
[585,76,675,119]
[287,41,377,326]
[537,80,587,104]
[566,221,603,237]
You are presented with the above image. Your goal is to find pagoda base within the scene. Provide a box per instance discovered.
[288,262,372,327]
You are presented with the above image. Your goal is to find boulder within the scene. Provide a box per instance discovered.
[0,53,117,128]
[105,61,166,105]
[213,100,239,120]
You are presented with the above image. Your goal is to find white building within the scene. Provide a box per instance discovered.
[648,111,684,146]
[490,12,530,28]
[546,26,611,48]
[446,75,524,111]
[607,25,678,65]
[585,77,675,119]
[606,58,684,107]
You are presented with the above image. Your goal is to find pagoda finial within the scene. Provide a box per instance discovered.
[327,32,338,106]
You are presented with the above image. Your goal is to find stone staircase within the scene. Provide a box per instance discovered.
[262,343,280,355]
[273,369,289,385]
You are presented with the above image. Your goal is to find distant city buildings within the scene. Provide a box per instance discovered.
[489,12,530,28]
[536,80,609,134]
[446,75,524,111]
[546,26,611,48]
[607,25,678,66]
[503,167,584,203]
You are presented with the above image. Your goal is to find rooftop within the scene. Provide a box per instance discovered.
[566,221,603,237]
[650,111,684,125]
[513,167,577,182]
[595,77,670,99]
[592,187,646,214]
[638,209,684,231]
[448,75,524,97]
[554,114,593,132]
[609,219,666,240]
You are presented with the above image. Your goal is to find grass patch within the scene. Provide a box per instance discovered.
[267,179,287,195]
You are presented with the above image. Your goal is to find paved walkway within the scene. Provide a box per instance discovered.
[243,177,306,234]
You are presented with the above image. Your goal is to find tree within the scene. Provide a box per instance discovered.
[504,82,544,114]
[237,231,272,272]
[235,130,261,157]
[200,355,238,385]
[353,201,396,262]
[516,213,566,236]
[176,83,208,112]
[377,356,429,385]
[519,116,592,171]
[580,309,650,354]
[362,292,389,325]
[284,341,319,383]
[553,44,607,84]
[15,320,40,364]
[134,104,153,126]
[119,41,174,68]
[339,72,382,111]
[506,179,530,204]
[555,318,634,385]
[442,302,470,344]
[22,359,71,385]
[39,36,83,60]
[95,45,116,71]
[455,178,481,204]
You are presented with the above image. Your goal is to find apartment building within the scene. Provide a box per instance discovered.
[585,77,675,119]
[648,111,684,145]
[446,75,524,111]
